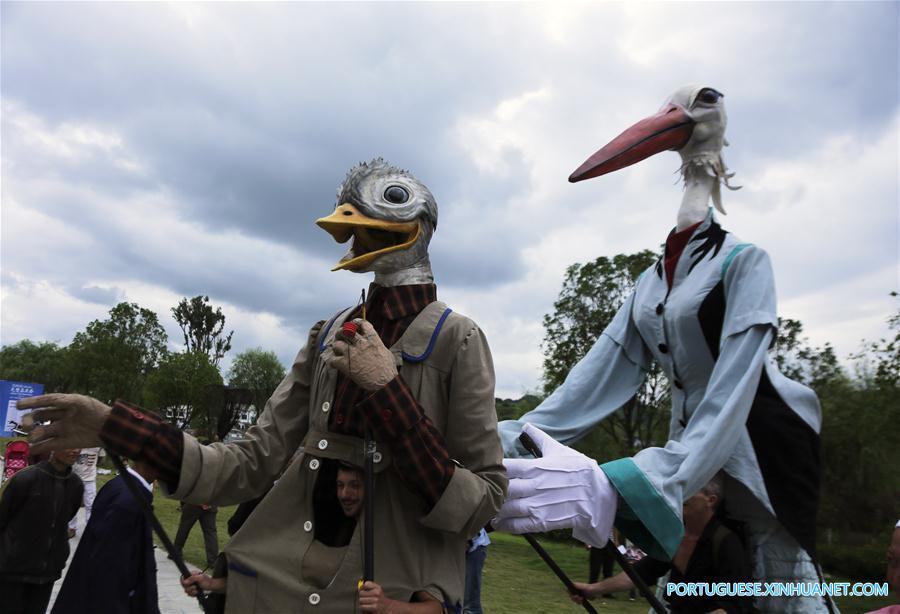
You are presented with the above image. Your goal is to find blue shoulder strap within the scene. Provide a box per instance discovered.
[317,307,352,353]
[317,305,453,362]
[401,308,453,363]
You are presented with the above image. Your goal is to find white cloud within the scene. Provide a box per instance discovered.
[3,101,144,173]
[780,265,897,358]
[0,274,109,346]
[454,87,552,177]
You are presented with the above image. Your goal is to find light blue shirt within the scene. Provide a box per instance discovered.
[467,528,490,553]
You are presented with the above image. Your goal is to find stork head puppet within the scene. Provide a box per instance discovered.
[569,84,739,230]
[316,159,438,286]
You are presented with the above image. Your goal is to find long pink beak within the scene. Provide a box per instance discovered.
[569,104,695,183]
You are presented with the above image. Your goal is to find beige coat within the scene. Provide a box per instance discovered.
[171,301,507,613]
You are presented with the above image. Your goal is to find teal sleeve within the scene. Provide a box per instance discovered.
[601,458,683,560]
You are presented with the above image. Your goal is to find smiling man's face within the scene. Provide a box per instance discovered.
[336,467,364,518]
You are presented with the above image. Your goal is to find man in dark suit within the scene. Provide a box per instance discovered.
[51,459,160,614]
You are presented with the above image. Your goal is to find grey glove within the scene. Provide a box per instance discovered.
[17,393,112,455]
[322,319,397,391]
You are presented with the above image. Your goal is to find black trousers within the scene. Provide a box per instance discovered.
[588,546,614,583]
[0,580,54,614]
[173,503,219,567]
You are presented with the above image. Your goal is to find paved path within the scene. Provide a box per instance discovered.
[47,508,203,613]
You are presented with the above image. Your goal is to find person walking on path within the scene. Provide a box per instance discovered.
[68,446,104,536]
[173,501,219,569]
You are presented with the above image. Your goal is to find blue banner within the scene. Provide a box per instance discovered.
[1,381,44,437]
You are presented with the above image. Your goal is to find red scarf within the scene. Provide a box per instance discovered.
[664,222,701,290]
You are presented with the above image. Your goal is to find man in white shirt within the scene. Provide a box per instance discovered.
[68,447,104,536]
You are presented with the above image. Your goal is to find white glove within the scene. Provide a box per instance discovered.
[493,424,618,548]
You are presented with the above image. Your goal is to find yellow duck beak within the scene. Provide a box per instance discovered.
[316,204,421,272]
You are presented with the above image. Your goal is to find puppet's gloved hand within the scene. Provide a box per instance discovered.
[17,393,112,456]
[493,424,617,548]
[322,319,397,391]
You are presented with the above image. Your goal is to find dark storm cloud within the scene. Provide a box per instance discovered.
[1,1,542,283]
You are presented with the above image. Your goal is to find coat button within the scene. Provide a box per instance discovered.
[381,409,393,421]
[132,411,144,420]
[655,303,664,315]
[303,520,313,532]
[309,459,320,470]
[321,401,330,412]
[658,343,669,353]
[318,439,328,450]
[309,593,321,605]
[373,452,383,464]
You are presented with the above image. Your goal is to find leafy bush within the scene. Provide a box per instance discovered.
[818,542,887,582]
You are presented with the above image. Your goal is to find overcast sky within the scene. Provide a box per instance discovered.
[2,2,897,398]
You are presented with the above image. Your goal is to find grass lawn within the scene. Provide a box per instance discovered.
[481,533,895,614]
[482,532,650,613]
[828,580,896,614]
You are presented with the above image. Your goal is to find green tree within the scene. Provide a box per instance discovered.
[198,385,254,441]
[819,295,900,534]
[495,395,542,422]
[144,351,223,429]
[172,295,234,366]
[541,249,669,458]
[773,317,841,387]
[67,302,168,403]
[817,371,900,536]
[772,317,805,380]
[857,291,899,389]
[227,348,286,424]
[0,340,73,392]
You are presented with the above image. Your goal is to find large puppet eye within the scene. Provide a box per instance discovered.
[383,185,410,205]
[697,89,723,105]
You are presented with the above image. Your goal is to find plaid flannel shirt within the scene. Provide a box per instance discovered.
[100,401,183,487]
